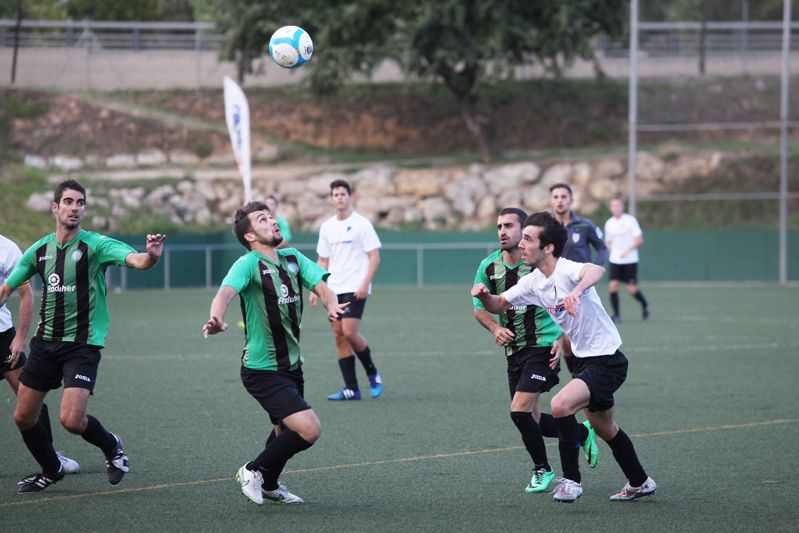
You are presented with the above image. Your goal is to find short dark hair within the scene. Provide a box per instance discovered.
[233,201,269,250]
[53,179,86,204]
[266,194,279,204]
[329,179,352,195]
[498,207,527,227]
[525,212,567,258]
[548,183,573,197]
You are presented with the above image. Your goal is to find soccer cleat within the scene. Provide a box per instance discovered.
[236,464,264,505]
[581,421,599,468]
[642,307,650,320]
[609,477,657,501]
[262,483,304,504]
[611,314,621,323]
[553,479,583,503]
[327,388,361,401]
[17,466,65,493]
[105,433,129,485]
[57,451,80,475]
[525,468,556,493]
[368,372,383,399]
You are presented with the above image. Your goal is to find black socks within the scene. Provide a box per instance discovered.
[511,411,550,471]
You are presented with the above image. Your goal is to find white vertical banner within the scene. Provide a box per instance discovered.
[223,76,252,203]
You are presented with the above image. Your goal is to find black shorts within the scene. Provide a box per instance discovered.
[240,365,311,426]
[333,293,367,320]
[0,327,27,379]
[21,337,102,392]
[609,263,639,284]
[571,350,628,412]
[507,346,560,398]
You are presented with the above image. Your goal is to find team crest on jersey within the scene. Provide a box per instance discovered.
[71,250,83,262]
[572,233,580,243]
[281,284,289,297]
[287,262,299,274]
[48,273,60,287]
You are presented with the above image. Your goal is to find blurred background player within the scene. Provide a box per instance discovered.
[203,201,348,505]
[604,197,649,322]
[265,194,292,249]
[472,208,597,494]
[0,179,165,493]
[310,179,383,401]
[0,233,79,478]
[549,183,608,266]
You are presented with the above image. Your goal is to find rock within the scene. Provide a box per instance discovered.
[26,192,52,212]
[539,163,573,189]
[395,169,445,197]
[106,154,137,168]
[50,155,83,171]
[421,197,450,228]
[636,152,665,182]
[24,154,48,169]
[136,150,168,167]
[169,150,200,166]
[484,162,540,194]
[521,186,551,212]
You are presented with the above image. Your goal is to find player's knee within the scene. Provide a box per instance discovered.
[298,424,321,444]
[60,413,86,434]
[550,397,571,418]
[13,409,37,431]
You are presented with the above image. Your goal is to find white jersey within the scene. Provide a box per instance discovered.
[0,234,24,333]
[604,213,642,265]
[316,211,382,295]
[503,258,621,358]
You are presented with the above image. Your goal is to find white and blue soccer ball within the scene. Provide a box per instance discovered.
[268,26,313,69]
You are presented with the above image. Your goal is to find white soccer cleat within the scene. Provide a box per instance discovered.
[236,464,264,505]
[56,451,80,474]
[262,484,304,504]
[609,477,657,501]
[553,479,583,503]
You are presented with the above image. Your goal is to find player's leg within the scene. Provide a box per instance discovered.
[550,378,591,502]
[624,264,649,319]
[328,317,361,400]
[14,383,66,491]
[61,344,128,485]
[342,296,382,398]
[608,264,622,322]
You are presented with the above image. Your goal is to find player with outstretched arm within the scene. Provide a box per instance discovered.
[472,212,656,504]
[203,201,348,506]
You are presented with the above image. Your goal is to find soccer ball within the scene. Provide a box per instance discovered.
[268,26,313,69]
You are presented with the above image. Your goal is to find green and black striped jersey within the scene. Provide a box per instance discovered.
[221,248,328,372]
[6,230,136,347]
[473,250,562,356]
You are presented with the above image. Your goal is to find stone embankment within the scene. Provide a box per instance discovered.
[25,151,721,232]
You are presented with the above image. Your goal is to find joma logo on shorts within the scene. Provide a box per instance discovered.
[74,374,92,382]
[530,373,546,382]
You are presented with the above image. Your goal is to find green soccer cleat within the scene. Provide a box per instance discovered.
[582,420,599,468]
[525,468,556,493]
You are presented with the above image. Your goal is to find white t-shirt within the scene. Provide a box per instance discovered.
[604,213,643,265]
[0,234,24,333]
[503,258,621,358]
[316,211,382,295]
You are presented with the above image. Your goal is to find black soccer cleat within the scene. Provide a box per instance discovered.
[17,466,65,493]
[105,433,130,485]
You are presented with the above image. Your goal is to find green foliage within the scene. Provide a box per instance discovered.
[65,0,195,21]
[0,90,49,160]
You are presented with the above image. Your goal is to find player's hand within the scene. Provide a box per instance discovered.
[203,316,227,338]
[354,286,368,300]
[471,283,489,299]
[327,301,350,321]
[549,337,563,369]
[6,335,25,366]
[309,292,319,309]
[146,233,166,259]
[562,290,582,316]
[493,327,515,346]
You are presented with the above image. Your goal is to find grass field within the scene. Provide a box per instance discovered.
[1,285,797,532]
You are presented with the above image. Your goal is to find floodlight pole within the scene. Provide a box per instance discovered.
[779,0,791,285]
[627,0,639,218]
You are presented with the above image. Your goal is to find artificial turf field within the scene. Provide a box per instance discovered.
[0,285,797,532]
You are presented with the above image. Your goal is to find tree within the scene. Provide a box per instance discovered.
[203,0,626,161]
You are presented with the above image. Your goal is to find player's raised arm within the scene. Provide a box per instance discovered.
[471,283,511,314]
[203,285,237,338]
[563,263,606,316]
[126,234,166,270]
